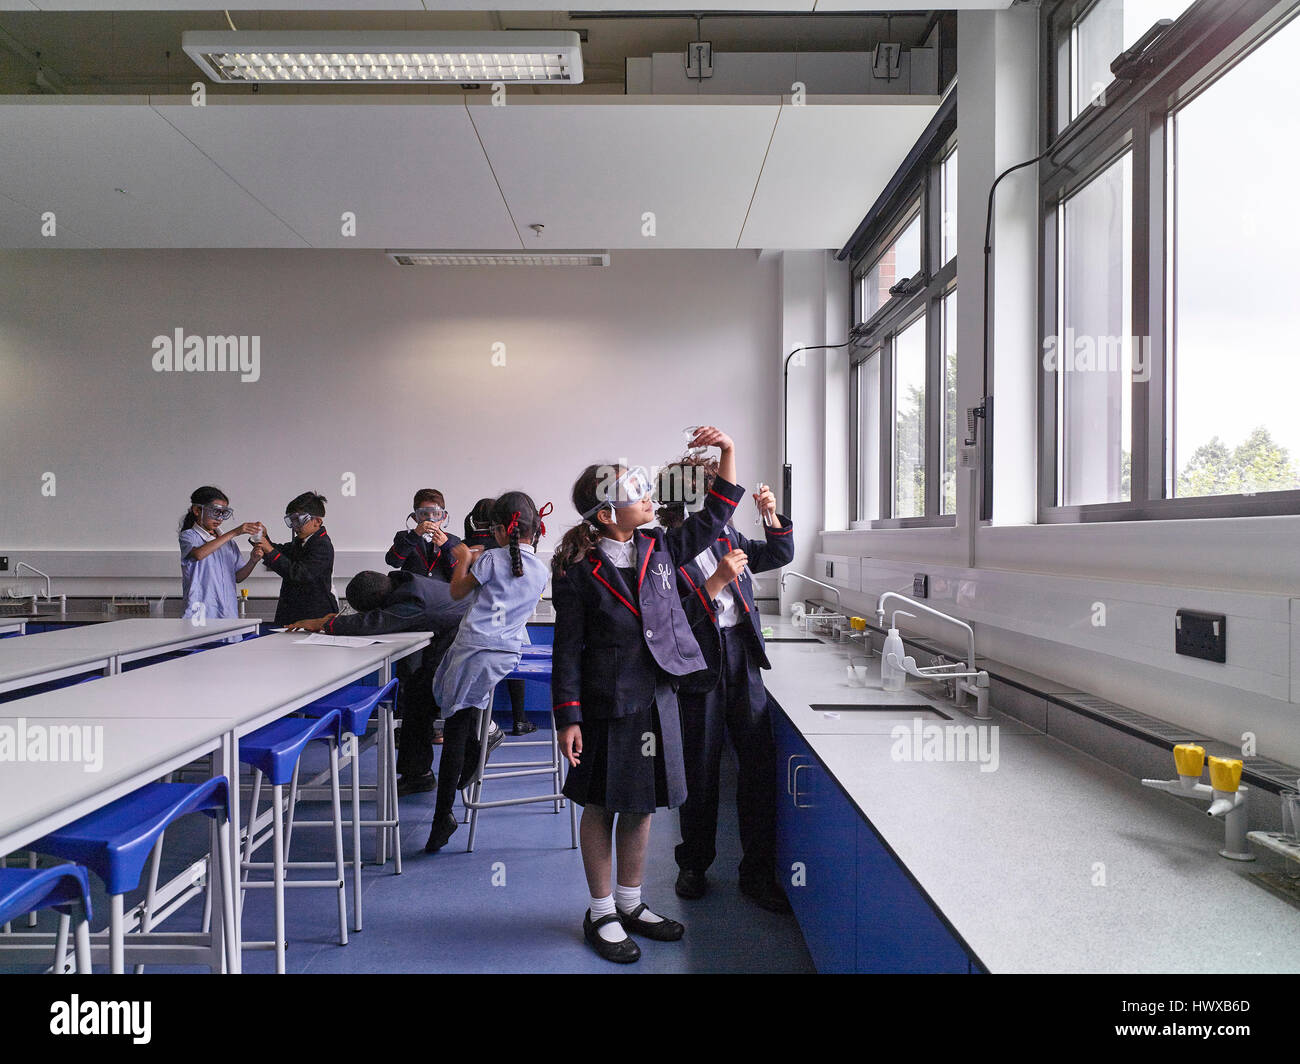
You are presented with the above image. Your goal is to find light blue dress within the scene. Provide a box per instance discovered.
[432,547,549,716]
[179,526,240,622]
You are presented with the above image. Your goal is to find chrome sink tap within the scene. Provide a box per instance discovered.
[875,591,991,719]
[10,563,65,615]
[780,573,847,638]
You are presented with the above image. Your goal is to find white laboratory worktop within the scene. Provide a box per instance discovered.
[763,634,1300,973]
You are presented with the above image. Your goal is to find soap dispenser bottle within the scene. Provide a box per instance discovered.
[880,610,914,692]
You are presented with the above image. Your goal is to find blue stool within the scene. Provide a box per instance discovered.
[294,678,400,931]
[461,657,577,853]
[32,777,236,974]
[520,645,552,658]
[0,864,94,973]
[239,711,348,973]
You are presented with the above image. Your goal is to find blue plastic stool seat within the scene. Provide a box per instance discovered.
[0,865,93,925]
[519,645,552,658]
[33,778,231,897]
[299,678,398,737]
[508,659,552,680]
[240,711,342,786]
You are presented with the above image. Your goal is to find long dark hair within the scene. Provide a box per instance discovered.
[465,497,496,542]
[180,486,228,531]
[552,464,618,578]
[491,492,540,578]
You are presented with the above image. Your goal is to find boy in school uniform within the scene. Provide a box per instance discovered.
[252,491,338,625]
[386,489,462,581]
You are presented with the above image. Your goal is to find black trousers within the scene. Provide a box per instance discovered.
[674,625,778,885]
[433,707,476,822]
[395,627,458,779]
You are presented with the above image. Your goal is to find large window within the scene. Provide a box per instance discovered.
[850,139,958,527]
[1040,0,1300,521]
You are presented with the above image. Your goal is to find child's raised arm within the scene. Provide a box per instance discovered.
[662,427,744,564]
[448,542,484,601]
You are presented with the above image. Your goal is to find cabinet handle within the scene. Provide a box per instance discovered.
[786,754,805,794]
[791,762,815,809]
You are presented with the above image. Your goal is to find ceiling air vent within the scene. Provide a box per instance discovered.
[387,251,610,267]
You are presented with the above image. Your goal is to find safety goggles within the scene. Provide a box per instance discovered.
[284,512,315,531]
[466,513,492,534]
[412,506,447,525]
[583,466,653,520]
[200,504,234,523]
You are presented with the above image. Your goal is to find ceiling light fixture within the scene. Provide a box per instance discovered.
[387,251,610,267]
[182,30,583,85]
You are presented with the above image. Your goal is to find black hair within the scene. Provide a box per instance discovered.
[286,491,327,519]
[490,492,540,578]
[655,455,718,530]
[465,497,496,540]
[345,571,392,612]
[413,488,444,510]
[552,464,620,577]
[180,485,228,531]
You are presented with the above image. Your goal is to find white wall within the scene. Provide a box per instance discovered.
[0,248,783,594]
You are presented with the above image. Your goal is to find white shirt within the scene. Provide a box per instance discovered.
[694,545,741,629]
[598,536,636,568]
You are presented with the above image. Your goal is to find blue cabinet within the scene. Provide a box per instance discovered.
[774,709,976,974]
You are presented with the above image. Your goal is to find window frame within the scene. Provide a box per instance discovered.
[1038,0,1300,523]
[850,138,958,529]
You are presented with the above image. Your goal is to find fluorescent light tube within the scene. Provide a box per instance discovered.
[183,31,583,85]
[387,251,610,267]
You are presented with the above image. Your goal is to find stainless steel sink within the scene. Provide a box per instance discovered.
[809,702,952,721]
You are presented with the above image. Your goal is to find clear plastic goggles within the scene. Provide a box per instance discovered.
[467,514,492,534]
[201,504,234,523]
[284,512,314,531]
[413,506,447,526]
[584,466,653,520]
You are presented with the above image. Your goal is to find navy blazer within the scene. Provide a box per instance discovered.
[675,515,794,688]
[325,571,469,637]
[263,527,339,625]
[550,475,747,728]
[385,529,462,581]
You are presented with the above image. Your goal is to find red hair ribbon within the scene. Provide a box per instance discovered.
[506,511,521,535]
[537,501,554,538]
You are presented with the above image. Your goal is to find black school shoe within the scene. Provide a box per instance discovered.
[423,813,458,853]
[457,725,506,789]
[618,903,685,942]
[397,772,436,797]
[583,911,641,964]
[675,868,708,900]
[739,878,793,914]
[511,720,538,736]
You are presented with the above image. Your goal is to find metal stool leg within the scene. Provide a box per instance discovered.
[54,911,70,973]
[109,894,125,975]
[465,708,493,853]
[271,782,286,974]
[328,738,349,947]
[133,832,166,974]
[283,760,302,859]
[385,705,402,874]
[347,731,363,931]
[74,916,91,974]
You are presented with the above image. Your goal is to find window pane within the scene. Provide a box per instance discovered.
[941,149,958,265]
[941,290,958,515]
[1074,0,1196,118]
[1171,16,1300,499]
[1057,151,1132,507]
[893,317,926,518]
[856,355,881,521]
[856,210,922,323]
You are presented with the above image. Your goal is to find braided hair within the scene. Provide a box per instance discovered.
[490,492,540,578]
[552,464,617,578]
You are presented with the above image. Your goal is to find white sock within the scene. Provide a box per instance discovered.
[488,720,501,737]
[615,883,663,923]
[589,895,628,943]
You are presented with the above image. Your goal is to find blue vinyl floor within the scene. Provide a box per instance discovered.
[3,713,815,974]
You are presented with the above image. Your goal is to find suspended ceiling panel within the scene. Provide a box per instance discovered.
[740,95,939,247]
[0,97,305,246]
[155,96,520,247]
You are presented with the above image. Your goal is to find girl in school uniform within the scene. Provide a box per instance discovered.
[425,492,551,853]
[550,426,744,964]
[464,497,536,737]
[177,485,263,624]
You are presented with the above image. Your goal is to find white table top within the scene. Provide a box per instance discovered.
[0,715,230,855]
[10,618,256,654]
[11,631,430,735]
[0,647,113,687]
[0,621,26,637]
